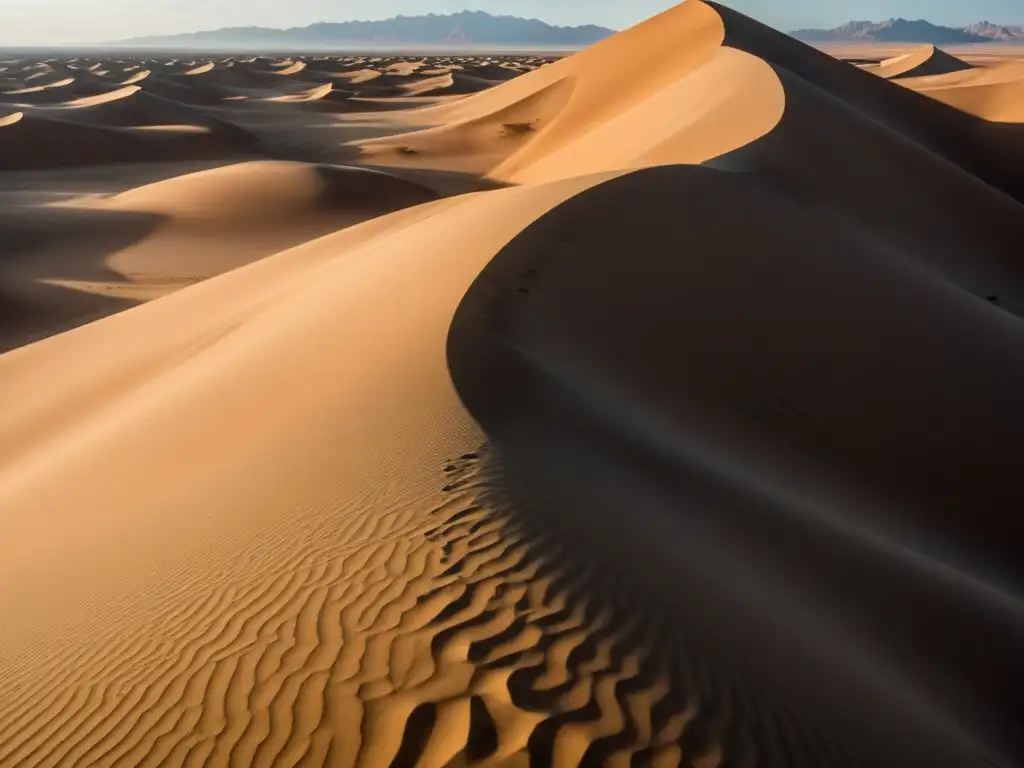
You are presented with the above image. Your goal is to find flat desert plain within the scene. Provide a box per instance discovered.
[2,2,1024,766]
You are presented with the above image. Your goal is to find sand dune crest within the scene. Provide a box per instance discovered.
[863,45,973,79]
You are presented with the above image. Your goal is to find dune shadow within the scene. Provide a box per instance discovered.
[446,165,1024,767]
[0,205,163,352]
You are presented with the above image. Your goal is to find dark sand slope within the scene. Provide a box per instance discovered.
[0,109,255,170]
[449,166,1024,767]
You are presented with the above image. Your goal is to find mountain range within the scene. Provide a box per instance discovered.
[107,11,615,50]
[791,18,1024,43]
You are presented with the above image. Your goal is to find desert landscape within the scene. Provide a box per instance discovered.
[2,0,1024,765]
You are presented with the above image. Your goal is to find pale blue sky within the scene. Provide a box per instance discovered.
[1,0,1022,45]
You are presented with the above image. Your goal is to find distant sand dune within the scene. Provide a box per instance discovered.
[106,160,439,225]
[270,61,308,76]
[1,77,76,95]
[899,60,1024,122]
[182,62,216,76]
[135,73,229,106]
[909,78,1024,122]
[861,45,973,79]
[0,111,253,170]
[120,70,152,85]
[264,82,336,103]
[0,78,123,107]
[52,84,142,109]
[0,162,439,351]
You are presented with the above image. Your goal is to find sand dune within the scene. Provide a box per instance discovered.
[0,161,439,352]
[2,76,76,95]
[182,62,216,76]
[909,78,1024,122]
[861,45,973,79]
[120,69,153,85]
[1,1,1023,766]
[270,61,308,77]
[263,82,337,103]
[133,73,230,106]
[899,60,1024,122]
[386,61,425,77]
[0,111,253,170]
[105,160,438,224]
[342,69,385,85]
[50,84,142,109]
[354,1,784,179]
[707,2,1024,201]
[903,60,1024,89]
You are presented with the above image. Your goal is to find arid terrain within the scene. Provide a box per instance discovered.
[2,1,1024,766]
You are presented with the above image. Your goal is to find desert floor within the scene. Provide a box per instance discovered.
[2,2,1024,766]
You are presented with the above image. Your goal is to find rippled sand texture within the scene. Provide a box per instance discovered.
[2,1,1024,766]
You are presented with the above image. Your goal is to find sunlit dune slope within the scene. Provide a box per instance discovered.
[862,45,973,79]
[899,60,1024,122]
[355,1,784,180]
[353,0,1024,204]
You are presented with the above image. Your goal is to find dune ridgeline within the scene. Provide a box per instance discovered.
[2,1,1023,766]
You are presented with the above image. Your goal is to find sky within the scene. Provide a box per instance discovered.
[1,0,1022,46]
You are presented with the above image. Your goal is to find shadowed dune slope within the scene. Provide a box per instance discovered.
[448,163,1024,767]
[0,161,439,352]
[133,73,233,106]
[12,87,245,133]
[0,110,255,170]
[0,78,107,106]
[705,1,1024,200]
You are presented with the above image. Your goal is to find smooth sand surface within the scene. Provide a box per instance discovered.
[898,59,1024,121]
[2,1,1024,766]
[838,44,1024,122]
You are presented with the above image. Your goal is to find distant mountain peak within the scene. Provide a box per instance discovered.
[105,11,615,50]
[790,18,1024,44]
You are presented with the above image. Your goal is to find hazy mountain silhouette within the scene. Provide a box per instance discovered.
[791,18,1024,43]
[107,11,615,49]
